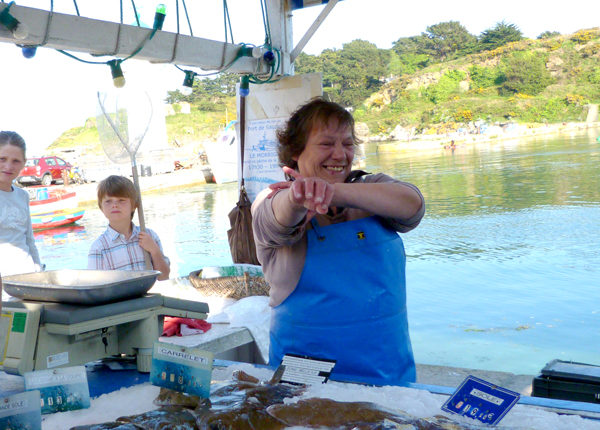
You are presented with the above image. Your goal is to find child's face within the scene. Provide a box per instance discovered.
[0,144,25,190]
[100,195,134,224]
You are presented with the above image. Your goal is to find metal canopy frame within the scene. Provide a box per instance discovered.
[0,1,340,75]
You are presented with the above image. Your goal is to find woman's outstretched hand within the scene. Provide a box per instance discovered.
[282,166,333,216]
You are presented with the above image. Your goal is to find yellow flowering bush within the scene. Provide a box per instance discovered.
[571,30,595,44]
[565,94,585,105]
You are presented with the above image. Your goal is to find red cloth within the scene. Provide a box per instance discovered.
[162,317,212,337]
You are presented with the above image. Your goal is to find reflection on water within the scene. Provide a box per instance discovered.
[372,132,600,374]
[37,131,600,375]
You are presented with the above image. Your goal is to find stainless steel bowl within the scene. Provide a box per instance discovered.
[2,269,161,305]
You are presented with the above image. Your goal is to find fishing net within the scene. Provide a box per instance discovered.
[96,90,153,165]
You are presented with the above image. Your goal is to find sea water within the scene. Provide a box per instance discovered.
[35,130,600,375]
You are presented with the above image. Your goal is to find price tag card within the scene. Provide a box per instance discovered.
[150,342,213,398]
[0,390,42,430]
[280,354,336,385]
[441,375,520,426]
[24,365,91,414]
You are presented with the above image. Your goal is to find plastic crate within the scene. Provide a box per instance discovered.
[532,359,600,404]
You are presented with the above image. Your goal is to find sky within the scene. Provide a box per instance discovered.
[1,0,599,154]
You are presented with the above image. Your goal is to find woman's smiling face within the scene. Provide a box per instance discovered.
[293,120,355,184]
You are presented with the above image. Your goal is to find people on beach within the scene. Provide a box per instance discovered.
[251,98,425,385]
[0,131,43,279]
[87,175,170,280]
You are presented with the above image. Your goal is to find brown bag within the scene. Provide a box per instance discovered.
[227,187,260,265]
[226,90,261,265]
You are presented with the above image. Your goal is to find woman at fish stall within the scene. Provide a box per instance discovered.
[0,131,43,284]
[251,98,425,385]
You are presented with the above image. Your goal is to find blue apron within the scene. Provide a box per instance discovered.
[269,215,416,385]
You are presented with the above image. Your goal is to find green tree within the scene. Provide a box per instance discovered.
[392,35,425,56]
[165,73,238,109]
[388,50,430,76]
[298,40,388,107]
[335,40,389,106]
[420,21,477,60]
[390,35,431,73]
[538,31,561,39]
[480,21,523,51]
[499,51,554,96]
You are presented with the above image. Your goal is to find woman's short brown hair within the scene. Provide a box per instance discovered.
[97,175,139,219]
[276,98,358,170]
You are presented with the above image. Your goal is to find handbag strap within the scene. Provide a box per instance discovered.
[239,92,247,187]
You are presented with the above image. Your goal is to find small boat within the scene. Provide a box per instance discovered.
[29,186,79,215]
[201,121,238,184]
[31,208,85,230]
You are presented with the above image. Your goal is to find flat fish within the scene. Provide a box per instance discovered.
[154,387,203,408]
[70,406,197,430]
[71,370,485,430]
[195,370,304,429]
[266,398,488,429]
[117,406,198,429]
[70,423,139,429]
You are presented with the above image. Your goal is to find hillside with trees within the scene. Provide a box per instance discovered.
[51,21,600,151]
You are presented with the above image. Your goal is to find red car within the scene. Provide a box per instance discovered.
[17,156,73,186]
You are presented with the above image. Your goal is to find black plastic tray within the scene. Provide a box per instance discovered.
[541,359,600,384]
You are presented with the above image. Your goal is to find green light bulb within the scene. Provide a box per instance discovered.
[153,4,166,30]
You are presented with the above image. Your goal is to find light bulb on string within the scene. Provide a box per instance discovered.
[20,45,37,58]
[108,60,126,88]
[239,75,250,97]
[0,3,29,40]
[251,46,264,59]
[263,50,275,66]
[153,4,166,30]
[180,70,196,96]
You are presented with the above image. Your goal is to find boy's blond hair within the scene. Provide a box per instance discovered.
[97,175,139,219]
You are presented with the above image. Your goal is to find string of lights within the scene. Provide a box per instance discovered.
[0,0,284,92]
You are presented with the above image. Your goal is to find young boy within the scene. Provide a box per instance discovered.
[88,175,170,280]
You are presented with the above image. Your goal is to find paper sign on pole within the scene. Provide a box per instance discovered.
[237,73,322,201]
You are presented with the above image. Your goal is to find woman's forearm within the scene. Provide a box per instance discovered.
[332,182,423,220]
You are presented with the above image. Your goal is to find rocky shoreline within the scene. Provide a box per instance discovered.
[372,121,600,152]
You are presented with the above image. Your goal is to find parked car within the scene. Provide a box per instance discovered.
[17,156,73,186]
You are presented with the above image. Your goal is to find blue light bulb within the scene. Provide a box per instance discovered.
[21,46,36,58]
[239,76,250,97]
[263,51,275,65]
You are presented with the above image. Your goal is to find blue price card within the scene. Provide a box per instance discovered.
[150,342,213,398]
[24,365,91,415]
[441,375,520,426]
[0,390,42,430]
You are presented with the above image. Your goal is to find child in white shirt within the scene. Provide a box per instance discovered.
[0,131,42,281]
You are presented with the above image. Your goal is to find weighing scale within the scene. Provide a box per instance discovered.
[0,270,209,375]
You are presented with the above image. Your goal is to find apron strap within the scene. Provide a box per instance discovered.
[309,218,325,241]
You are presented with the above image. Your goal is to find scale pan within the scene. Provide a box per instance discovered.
[2,269,161,305]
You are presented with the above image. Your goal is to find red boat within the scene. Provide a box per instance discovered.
[28,186,78,215]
